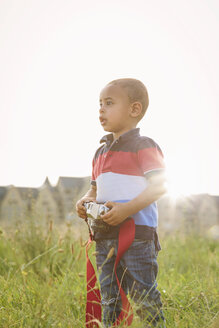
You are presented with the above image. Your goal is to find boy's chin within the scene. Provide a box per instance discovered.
[102,126,112,133]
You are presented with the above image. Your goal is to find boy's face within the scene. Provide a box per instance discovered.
[99,84,133,138]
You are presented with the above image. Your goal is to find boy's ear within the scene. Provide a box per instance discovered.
[130,102,142,118]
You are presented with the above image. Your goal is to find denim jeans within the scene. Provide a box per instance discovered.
[96,239,166,328]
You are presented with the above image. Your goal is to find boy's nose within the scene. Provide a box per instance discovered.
[99,106,105,113]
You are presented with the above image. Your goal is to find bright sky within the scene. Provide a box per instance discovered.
[0,0,219,196]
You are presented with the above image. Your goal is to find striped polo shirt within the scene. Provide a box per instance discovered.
[91,128,165,230]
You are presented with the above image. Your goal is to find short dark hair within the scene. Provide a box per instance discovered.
[107,78,149,120]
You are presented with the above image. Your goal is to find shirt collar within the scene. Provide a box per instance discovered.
[100,128,140,145]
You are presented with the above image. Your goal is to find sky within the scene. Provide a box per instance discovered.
[0,0,219,196]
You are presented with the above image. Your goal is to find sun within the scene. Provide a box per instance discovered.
[166,177,190,199]
[165,154,199,199]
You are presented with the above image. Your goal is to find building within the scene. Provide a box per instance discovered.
[157,193,219,235]
[0,176,90,224]
[0,178,218,235]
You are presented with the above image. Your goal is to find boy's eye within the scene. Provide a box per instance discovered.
[106,100,112,105]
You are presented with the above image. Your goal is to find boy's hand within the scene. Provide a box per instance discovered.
[101,201,130,226]
[76,197,96,219]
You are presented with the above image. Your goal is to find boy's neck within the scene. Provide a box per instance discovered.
[113,125,137,140]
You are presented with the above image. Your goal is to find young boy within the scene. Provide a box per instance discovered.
[76,78,166,327]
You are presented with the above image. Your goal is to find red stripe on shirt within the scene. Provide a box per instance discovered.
[92,148,164,180]
[138,148,165,173]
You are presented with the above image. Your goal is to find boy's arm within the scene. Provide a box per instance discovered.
[76,185,97,219]
[101,171,166,226]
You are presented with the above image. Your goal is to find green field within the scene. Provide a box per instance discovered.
[0,217,218,328]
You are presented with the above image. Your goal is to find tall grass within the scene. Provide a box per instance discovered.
[0,217,218,328]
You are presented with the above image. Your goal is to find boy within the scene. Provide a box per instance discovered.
[76,78,166,327]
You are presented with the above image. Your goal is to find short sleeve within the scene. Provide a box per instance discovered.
[137,138,165,175]
[91,158,96,186]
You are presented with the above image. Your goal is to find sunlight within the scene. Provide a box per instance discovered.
[165,154,198,199]
[166,180,191,200]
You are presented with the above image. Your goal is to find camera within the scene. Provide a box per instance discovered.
[84,202,109,220]
[84,202,110,234]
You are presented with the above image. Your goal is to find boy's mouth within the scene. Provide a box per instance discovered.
[99,117,107,126]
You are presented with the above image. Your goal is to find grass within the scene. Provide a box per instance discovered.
[0,217,218,328]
